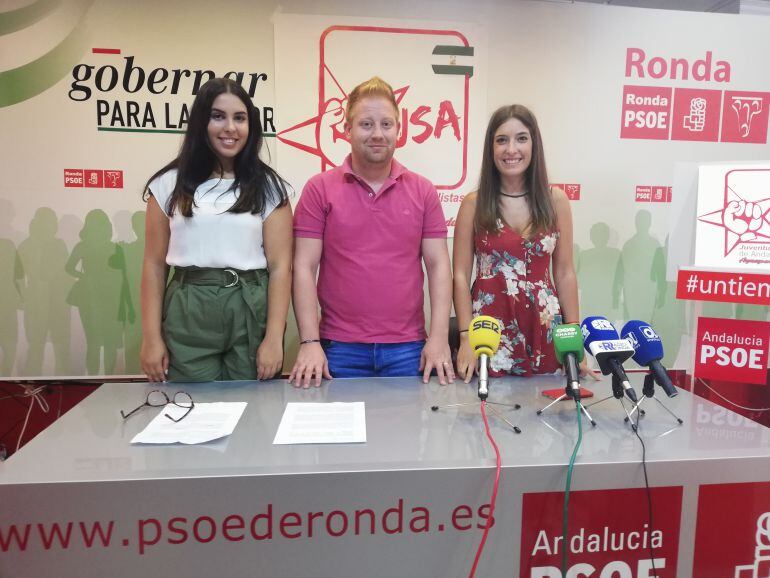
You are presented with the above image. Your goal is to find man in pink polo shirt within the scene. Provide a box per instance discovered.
[289,77,454,387]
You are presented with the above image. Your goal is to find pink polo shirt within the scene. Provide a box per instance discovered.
[294,155,448,343]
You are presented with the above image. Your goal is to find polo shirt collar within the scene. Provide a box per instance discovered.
[342,154,406,183]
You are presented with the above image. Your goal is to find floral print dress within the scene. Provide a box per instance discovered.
[472,223,562,376]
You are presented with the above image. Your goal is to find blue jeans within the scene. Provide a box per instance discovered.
[322,340,424,378]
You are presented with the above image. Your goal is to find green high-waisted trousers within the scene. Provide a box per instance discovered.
[162,267,268,381]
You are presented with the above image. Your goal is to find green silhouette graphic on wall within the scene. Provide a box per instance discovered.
[614,210,661,321]
[65,210,125,375]
[58,214,84,251]
[735,302,769,321]
[573,242,581,271]
[0,199,23,375]
[650,237,687,365]
[18,208,72,375]
[0,198,24,244]
[701,301,734,318]
[577,222,621,322]
[115,211,145,373]
[3,203,764,377]
[0,234,22,376]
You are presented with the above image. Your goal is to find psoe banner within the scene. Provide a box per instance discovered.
[693,481,770,577]
[520,486,682,578]
[695,317,770,385]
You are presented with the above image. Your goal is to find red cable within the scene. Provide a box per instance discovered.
[468,400,502,578]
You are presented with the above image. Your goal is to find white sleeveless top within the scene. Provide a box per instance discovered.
[149,169,280,269]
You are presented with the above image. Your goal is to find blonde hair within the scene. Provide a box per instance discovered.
[345,76,399,122]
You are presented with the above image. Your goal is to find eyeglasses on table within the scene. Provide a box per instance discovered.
[120,390,194,423]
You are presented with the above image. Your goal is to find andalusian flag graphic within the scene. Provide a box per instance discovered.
[0,0,92,108]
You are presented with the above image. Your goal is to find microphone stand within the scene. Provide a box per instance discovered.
[430,357,522,434]
[537,351,596,425]
[431,398,522,433]
[431,398,522,432]
[537,390,596,426]
[478,353,490,401]
[625,373,684,426]
[583,374,639,429]
[484,403,522,434]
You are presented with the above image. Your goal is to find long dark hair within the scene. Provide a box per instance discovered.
[475,104,555,235]
[143,77,289,217]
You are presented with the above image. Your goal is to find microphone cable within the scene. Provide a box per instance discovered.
[468,400,502,578]
[0,383,52,453]
[632,407,657,575]
[15,384,50,452]
[560,399,584,576]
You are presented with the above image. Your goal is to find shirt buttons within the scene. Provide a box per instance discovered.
[369,193,374,198]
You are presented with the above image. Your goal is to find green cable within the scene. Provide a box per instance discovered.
[562,399,584,575]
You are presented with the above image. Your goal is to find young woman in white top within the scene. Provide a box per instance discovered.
[141,77,292,382]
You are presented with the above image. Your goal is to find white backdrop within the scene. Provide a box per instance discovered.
[1,0,769,377]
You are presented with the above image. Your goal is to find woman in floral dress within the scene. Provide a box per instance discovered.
[453,105,585,380]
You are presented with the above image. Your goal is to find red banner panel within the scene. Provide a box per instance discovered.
[104,170,124,188]
[520,486,682,578]
[63,169,84,187]
[636,185,672,203]
[550,184,581,201]
[621,85,672,140]
[720,91,770,144]
[84,169,104,188]
[636,185,652,202]
[670,88,721,142]
[694,482,770,578]
[564,184,581,201]
[694,317,770,385]
[63,168,123,189]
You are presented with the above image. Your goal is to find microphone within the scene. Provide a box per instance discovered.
[552,324,584,400]
[468,316,502,400]
[620,321,678,398]
[580,316,638,403]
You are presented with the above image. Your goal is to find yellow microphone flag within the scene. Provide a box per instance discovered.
[468,316,502,358]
